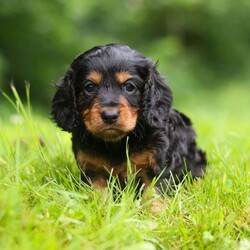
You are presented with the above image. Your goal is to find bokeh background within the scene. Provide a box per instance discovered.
[0,0,250,108]
[1,2,250,248]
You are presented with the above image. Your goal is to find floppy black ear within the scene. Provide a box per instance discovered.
[142,65,173,128]
[51,68,79,132]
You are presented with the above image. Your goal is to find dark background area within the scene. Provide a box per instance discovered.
[0,0,249,107]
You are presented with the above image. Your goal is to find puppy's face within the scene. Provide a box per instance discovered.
[77,70,143,141]
[51,44,173,136]
[72,47,146,141]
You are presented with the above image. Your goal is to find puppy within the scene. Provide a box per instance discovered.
[51,44,206,194]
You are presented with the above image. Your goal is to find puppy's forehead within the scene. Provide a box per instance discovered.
[73,44,148,73]
[84,44,142,62]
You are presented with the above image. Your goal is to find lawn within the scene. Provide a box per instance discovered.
[0,83,249,250]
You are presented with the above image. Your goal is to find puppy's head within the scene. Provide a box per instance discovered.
[51,44,173,141]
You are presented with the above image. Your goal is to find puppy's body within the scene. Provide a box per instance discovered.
[52,44,206,192]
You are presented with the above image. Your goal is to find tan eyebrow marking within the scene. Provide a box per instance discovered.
[86,71,102,84]
[116,71,132,85]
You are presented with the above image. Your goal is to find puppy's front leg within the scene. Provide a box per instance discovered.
[91,176,108,190]
[80,167,108,191]
[140,170,166,213]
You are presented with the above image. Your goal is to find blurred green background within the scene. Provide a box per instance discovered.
[0,0,250,107]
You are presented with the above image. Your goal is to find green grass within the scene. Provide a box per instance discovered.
[0,83,249,250]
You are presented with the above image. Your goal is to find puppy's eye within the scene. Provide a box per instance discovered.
[125,82,136,93]
[84,82,96,93]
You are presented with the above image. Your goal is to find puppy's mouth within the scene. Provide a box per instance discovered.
[94,128,127,142]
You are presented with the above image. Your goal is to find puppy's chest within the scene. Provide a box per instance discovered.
[75,146,157,175]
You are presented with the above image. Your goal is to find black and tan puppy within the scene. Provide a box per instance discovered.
[51,44,206,193]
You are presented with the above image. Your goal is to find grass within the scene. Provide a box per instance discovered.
[0,83,249,250]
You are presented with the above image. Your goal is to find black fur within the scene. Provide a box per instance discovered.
[51,44,206,192]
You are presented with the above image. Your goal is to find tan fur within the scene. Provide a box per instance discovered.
[130,149,157,168]
[76,148,158,182]
[116,71,132,85]
[91,178,107,190]
[86,71,102,84]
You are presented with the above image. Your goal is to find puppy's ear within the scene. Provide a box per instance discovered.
[142,64,173,128]
[51,68,79,131]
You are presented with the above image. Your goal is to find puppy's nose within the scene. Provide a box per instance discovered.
[101,110,119,124]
